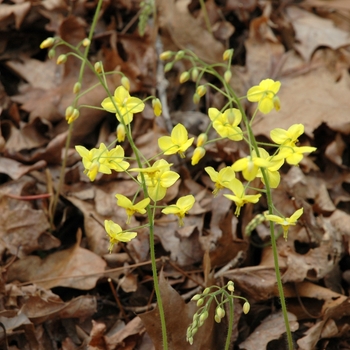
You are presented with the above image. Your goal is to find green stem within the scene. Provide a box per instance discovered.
[224,296,234,350]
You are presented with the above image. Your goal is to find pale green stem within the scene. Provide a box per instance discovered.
[224,296,234,350]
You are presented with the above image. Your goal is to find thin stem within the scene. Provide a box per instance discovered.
[224,296,234,350]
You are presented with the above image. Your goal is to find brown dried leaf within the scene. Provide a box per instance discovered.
[7,230,106,290]
[238,312,298,350]
[157,0,225,63]
[0,2,31,29]
[287,7,350,61]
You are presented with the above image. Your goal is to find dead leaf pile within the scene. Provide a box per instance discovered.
[1,0,350,349]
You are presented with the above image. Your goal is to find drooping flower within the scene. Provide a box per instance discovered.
[232,150,272,182]
[162,195,195,226]
[115,194,150,224]
[158,123,194,158]
[255,148,284,188]
[270,124,304,147]
[75,143,110,181]
[208,108,243,141]
[265,208,304,240]
[247,79,281,114]
[205,166,236,196]
[104,220,137,253]
[224,179,261,216]
[115,194,151,224]
[101,86,145,125]
[133,159,180,202]
[276,145,317,165]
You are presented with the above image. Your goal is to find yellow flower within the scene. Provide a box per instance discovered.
[270,124,304,147]
[75,143,129,181]
[224,179,261,216]
[265,208,303,240]
[133,159,180,202]
[103,145,130,172]
[205,166,236,196]
[255,148,284,188]
[75,143,109,181]
[158,123,194,158]
[162,195,195,226]
[208,108,243,141]
[276,145,317,165]
[115,194,150,224]
[232,150,272,182]
[104,220,137,253]
[101,86,145,125]
[247,79,281,114]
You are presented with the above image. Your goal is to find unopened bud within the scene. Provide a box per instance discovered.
[40,37,55,49]
[227,281,234,292]
[67,109,79,124]
[224,70,232,83]
[175,50,185,61]
[193,93,200,104]
[94,61,103,73]
[199,311,208,325]
[179,71,190,84]
[117,124,126,142]
[197,133,207,147]
[191,147,205,165]
[56,54,67,65]
[164,62,173,72]
[216,306,225,319]
[159,51,173,61]
[152,98,162,117]
[191,294,202,301]
[191,68,199,81]
[82,38,91,47]
[48,49,56,59]
[203,287,210,295]
[65,106,74,120]
[226,109,236,125]
[196,85,207,97]
[196,298,204,307]
[121,76,130,91]
[243,301,250,314]
[223,49,233,61]
[73,82,81,94]
[215,314,222,323]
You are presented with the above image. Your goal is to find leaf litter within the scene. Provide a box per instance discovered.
[1,1,350,349]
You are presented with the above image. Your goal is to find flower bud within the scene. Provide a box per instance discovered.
[243,301,250,314]
[67,109,79,124]
[191,68,199,81]
[121,76,130,91]
[152,98,162,117]
[196,133,207,147]
[196,298,204,307]
[191,294,202,301]
[199,311,208,325]
[216,306,225,319]
[159,51,173,60]
[164,62,173,72]
[117,124,126,142]
[193,93,200,104]
[56,54,67,65]
[226,109,236,125]
[203,287,210,295]
[82,38,91,47]
[175,50,185,61]
[273,96,281,111]
[227,281,234,292]
[215,314,222,323]
[191,147,205,165]
[40,37,55,49]
[224,70,232,83]
[94,61,103,73]
[223,49,233,61]
[196,85,207,97]
[65,106,74,120]
[48,49,56,59]
[73,82,81,94]
[179,71,190,84]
